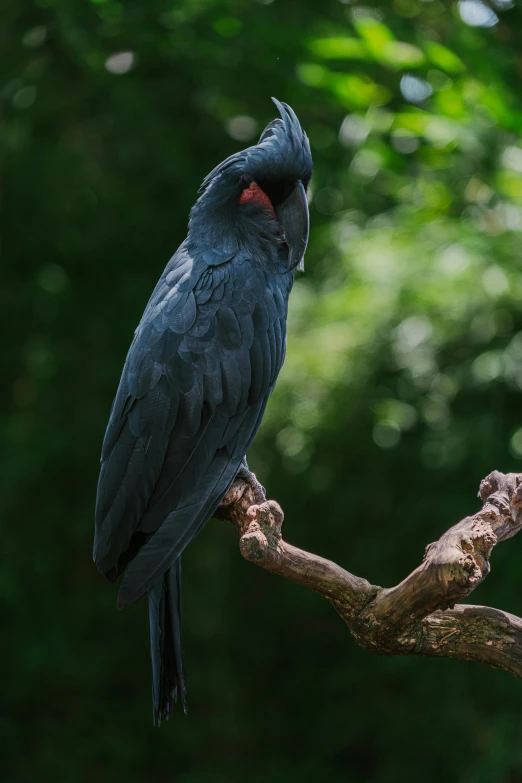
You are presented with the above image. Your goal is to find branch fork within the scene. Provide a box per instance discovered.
[217,470,522,678]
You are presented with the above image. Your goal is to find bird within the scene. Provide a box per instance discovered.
[94,98,313,724]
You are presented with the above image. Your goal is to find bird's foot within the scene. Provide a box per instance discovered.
[235,462,266,505]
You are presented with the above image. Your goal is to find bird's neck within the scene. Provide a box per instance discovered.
[188,186,286,272]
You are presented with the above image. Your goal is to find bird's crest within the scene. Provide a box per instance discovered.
[199,98,312,195]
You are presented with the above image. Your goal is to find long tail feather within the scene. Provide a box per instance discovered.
[148,559,186,725]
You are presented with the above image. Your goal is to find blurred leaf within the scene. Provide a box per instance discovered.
[353,16,395,56]
[297,62,328,87]
[380,41,425,68]
[425,41,465,73]
[329,73,392,108]
[308,36,367,60]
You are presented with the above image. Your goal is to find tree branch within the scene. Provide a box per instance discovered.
[216,470,522,677]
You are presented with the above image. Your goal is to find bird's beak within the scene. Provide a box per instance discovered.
[275,180,309,273]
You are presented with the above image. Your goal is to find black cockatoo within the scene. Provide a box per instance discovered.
[94,99,313,724]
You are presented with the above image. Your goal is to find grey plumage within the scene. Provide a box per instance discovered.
[94,99,312,724]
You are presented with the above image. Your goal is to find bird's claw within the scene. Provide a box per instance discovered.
[235,463,266,504]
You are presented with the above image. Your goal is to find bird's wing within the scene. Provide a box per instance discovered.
[94,242,288,605]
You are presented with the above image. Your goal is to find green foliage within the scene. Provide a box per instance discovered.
[3,0,522,780]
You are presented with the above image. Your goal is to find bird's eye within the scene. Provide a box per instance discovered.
[257,180,296,208]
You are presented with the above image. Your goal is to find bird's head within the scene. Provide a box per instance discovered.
[189,99,313,272]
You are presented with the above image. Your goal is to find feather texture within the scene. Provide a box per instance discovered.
[94,244,288,575]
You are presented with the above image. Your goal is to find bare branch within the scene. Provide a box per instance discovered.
[217,470,522,677]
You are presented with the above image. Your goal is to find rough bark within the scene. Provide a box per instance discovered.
[216,470,522,678]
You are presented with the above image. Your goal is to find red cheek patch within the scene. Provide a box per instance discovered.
[239,182,276,218]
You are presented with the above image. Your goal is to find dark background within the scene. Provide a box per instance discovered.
[4,0,522,780]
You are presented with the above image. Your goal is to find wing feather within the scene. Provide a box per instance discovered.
[94,242,289,600]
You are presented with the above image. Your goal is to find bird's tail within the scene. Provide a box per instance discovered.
[148,558,187,725]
